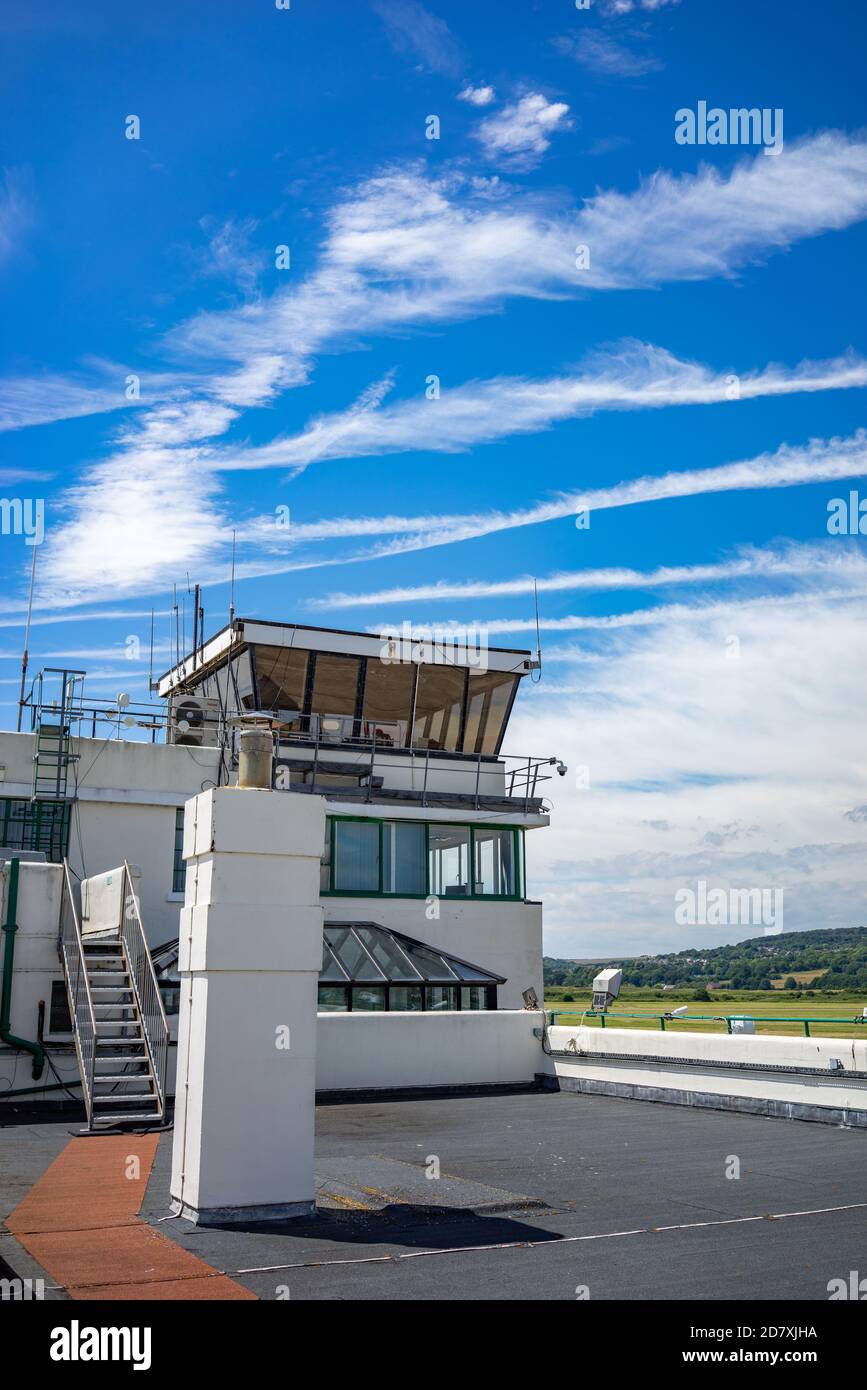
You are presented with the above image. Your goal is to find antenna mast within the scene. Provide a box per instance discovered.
[16,543,39,732]
[530,578,543,684]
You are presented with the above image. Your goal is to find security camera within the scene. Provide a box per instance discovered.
[556,761,567,777]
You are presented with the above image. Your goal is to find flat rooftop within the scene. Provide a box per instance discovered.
[2,1090,864,1301]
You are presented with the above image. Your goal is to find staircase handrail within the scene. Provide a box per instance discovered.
[59,858,97,1125]
[120,861,169,1115]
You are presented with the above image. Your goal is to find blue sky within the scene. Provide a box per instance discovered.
[2,0,866,954]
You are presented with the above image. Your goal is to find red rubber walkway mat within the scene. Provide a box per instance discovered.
[6,1134,255,1300]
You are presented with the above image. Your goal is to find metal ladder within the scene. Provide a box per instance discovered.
[30,669,85,803]
[59,862,169,1130]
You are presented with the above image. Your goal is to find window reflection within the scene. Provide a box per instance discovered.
[332,822,379,892]
[428,824,471,896]
[412,665,465,751]
[425,986,458,1011]
[351,985,386,1011]
[362,659,415,747]
[463,671,516,755]
[311,653,361,739]
[253,645,308,720]
[473,827,516,895]
[382,821,426,895]
[389,986,424,1011]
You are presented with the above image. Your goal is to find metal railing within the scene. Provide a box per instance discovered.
[548,1009,867,1037]
[120,861,169,1118]
[59,860,97,1125]
[24,668,167,744]
[262,713,563,811]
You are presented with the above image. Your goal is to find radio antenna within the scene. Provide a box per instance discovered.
[530,578,543,684]
[148,609,155,693]
[229,529,236,632]
[16,542,39,732]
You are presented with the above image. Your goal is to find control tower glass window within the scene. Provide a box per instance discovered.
[333,819,379,892]
[412,666,465,751]
[473,826,516,895]
[311,653,361,738]
[428,824,471,896]
[463,670,516,755]
[362,658,415,747]
[254,645,308,716]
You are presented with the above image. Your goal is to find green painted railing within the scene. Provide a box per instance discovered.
[547,1009,867,1038]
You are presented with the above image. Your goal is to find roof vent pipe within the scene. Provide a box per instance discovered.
[238,728,273,790]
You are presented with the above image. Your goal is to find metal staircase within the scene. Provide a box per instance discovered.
[59,861,169,1130]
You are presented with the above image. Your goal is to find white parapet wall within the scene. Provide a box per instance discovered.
[316,1009,544,1093]
[546,1025,867,1127]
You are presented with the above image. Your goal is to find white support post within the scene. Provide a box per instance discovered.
[170,786,325,1224]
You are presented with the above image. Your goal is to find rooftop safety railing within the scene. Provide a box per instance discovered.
[548,1009,867,1038]
[23,670,167,743]
[268,714,565,811]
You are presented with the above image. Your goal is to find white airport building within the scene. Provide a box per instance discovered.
[1,616,864,1176]
[0,617,561,1126]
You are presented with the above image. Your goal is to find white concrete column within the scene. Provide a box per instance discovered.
[170,786,325,1224]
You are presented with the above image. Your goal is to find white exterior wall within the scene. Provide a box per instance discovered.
[316,1009,543,1091]
[546,1025,867,1120]
[0,730,221,947]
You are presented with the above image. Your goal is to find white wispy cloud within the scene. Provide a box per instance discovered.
[458,84,495,106]
[556,32,662,78]
[164,133,867,383]
[16,132,867,603]
[312,544,867,609]
[196,215,264,296]
[254,430,867,565]
[210,343,867,473]
[0,168,32,264]
[473,93,572,169]
[600,0,681,12]
[372,0,464,77]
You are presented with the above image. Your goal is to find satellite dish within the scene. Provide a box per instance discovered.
[117,692,130,711]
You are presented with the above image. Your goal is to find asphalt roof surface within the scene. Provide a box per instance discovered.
[2,1088,865,1300]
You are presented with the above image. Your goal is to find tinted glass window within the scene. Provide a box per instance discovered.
[311,653,361,737]
[382,820,426,894]
[389,986,424,1012]
[362,659,415,747]
[332,820,379,892]
[463,671,516,755]
[254,645,308,712]
[318,986,349,1012]
[412,666,465,751]
[428,824,471,896]
[473,827,516,895]
[351,986,386,1012]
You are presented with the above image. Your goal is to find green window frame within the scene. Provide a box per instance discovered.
[322,815,524,901]
[172,808,186,894]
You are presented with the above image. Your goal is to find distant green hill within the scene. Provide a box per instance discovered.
[544,926,867,992]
